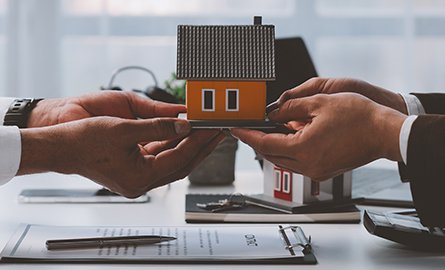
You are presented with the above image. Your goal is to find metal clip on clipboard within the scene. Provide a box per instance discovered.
[278,225,312,255]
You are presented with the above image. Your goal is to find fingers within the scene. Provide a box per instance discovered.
[128,93,186,118]
[278,77,330,105]
[285,121,308,131]
[144,130,223,184]
[140,138,182,156]
[150,100,187,117]
[231,128,299,157]
[263,155,301,174]
[309,166,349,182]
[147,132,226,190]
[125,118,191,143]
[268,95,322,123]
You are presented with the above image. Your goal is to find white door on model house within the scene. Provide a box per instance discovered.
[273,166,320,202]
[273,167,292,201]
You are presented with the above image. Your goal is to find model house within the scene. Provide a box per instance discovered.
[176,16,275,120]
[261,159,352,205]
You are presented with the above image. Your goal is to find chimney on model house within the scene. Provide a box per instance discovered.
[254,16,262,25]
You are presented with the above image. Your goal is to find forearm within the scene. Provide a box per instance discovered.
[372,104,406,162]
[366,85,408,115]
[17,126,69,175]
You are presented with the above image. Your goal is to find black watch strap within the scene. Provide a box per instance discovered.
[3,98,44,128]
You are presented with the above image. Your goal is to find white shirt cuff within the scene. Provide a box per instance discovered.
[400,94,426,115]
[399,115,418,165]
[0,97,16,125]
[0,98,21,185]
[0,126,21,185]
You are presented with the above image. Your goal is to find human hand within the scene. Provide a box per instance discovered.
[19,117,224,197]
[277,77,408,114]
[232,93,407,181]
[27,91,185,127]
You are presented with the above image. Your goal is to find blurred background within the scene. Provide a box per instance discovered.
[0,0,444,169]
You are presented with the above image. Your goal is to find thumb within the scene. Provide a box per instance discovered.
[127,118,191,143]
[277,77,329,106]
[268,96,321,123]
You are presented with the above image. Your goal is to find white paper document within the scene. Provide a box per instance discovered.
[0,224,304,262]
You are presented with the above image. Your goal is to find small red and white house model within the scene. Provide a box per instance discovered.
[262,159,352,205]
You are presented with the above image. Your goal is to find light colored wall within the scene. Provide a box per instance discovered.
[3,0,445,99]
[1,0,444,172]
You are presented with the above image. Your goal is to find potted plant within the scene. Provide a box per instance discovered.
[164,73,238,185]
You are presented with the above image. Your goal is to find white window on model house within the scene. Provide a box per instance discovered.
[202,89,215,111]
[283,171,291,194]
[225,89,239,111]
[274,170,281,191]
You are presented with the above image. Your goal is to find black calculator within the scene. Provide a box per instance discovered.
[364,210,445,250]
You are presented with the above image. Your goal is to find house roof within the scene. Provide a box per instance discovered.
[176,22,275,81]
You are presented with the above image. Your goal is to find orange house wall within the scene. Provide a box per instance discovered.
[186,80,266,120]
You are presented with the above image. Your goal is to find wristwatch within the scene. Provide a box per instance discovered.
[3,98,44,128]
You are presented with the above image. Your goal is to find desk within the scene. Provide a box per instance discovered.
[0,169,444,269]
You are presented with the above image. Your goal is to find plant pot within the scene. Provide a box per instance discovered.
[188,134,238,185]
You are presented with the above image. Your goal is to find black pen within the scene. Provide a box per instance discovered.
[46,235,176,250]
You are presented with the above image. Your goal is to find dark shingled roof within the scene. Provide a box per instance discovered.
[176,24,275,80]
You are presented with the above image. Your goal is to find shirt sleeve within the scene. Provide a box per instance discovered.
[398,94,426,165]
[0,98,15,125]
[405,115,445,227]
[0,98,21,185]
[399,115,418,164]
[400,94,426,115]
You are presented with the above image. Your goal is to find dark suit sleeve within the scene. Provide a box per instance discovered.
[412,93,445,114]
[404,115,445,227]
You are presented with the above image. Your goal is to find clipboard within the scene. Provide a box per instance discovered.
[0,224,317,265]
